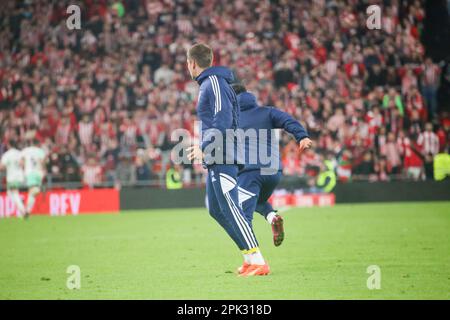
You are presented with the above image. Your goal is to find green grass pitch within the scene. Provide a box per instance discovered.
[0,202,449,299]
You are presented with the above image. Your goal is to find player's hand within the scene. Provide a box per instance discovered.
[186,145,203,162]
[298,137,313,153]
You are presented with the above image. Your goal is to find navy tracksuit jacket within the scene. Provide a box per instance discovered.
[195,66,259,251]
[236,91,309,225]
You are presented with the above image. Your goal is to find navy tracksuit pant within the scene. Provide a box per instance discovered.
[206,164,259,251]
[237,169,282,227]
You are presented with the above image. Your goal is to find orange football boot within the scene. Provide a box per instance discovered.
[237,262,250,274]
[239,262,270,276]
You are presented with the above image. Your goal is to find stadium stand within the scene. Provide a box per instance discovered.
[0,0,448,189]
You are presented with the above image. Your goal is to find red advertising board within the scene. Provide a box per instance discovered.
[0,188,119,218]
[269,193,335,208]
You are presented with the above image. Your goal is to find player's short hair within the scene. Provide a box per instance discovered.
[231,83,247,95]
[8,139,17,149]
[187,43,213,68]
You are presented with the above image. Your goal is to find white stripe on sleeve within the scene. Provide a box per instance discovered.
[209,76,219,114]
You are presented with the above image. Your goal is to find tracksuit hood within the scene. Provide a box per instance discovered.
[237,92,258,111]
[195,66,235,85]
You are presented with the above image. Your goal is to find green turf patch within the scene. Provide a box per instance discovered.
[0,202,449,299]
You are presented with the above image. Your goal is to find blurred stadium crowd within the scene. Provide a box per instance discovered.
[0,0,449,189]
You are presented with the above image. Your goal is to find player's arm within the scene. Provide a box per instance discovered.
[41,155,48,176]
[269,107,312,152]
[39,159,47,177]
[201,79,233,152]
[188,79,233,161]
[0,156,7,171]
[187,84,211,162]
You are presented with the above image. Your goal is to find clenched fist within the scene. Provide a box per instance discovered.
[298,137,313,153]
[186,145,203,162]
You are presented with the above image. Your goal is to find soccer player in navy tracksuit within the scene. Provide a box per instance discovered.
[186,44,269,276]
[231,83,312,255]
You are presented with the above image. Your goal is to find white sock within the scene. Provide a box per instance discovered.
[9,190,25,217]
[249,250,265,265]
[243,254,251,264]
[266,211,277,224]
